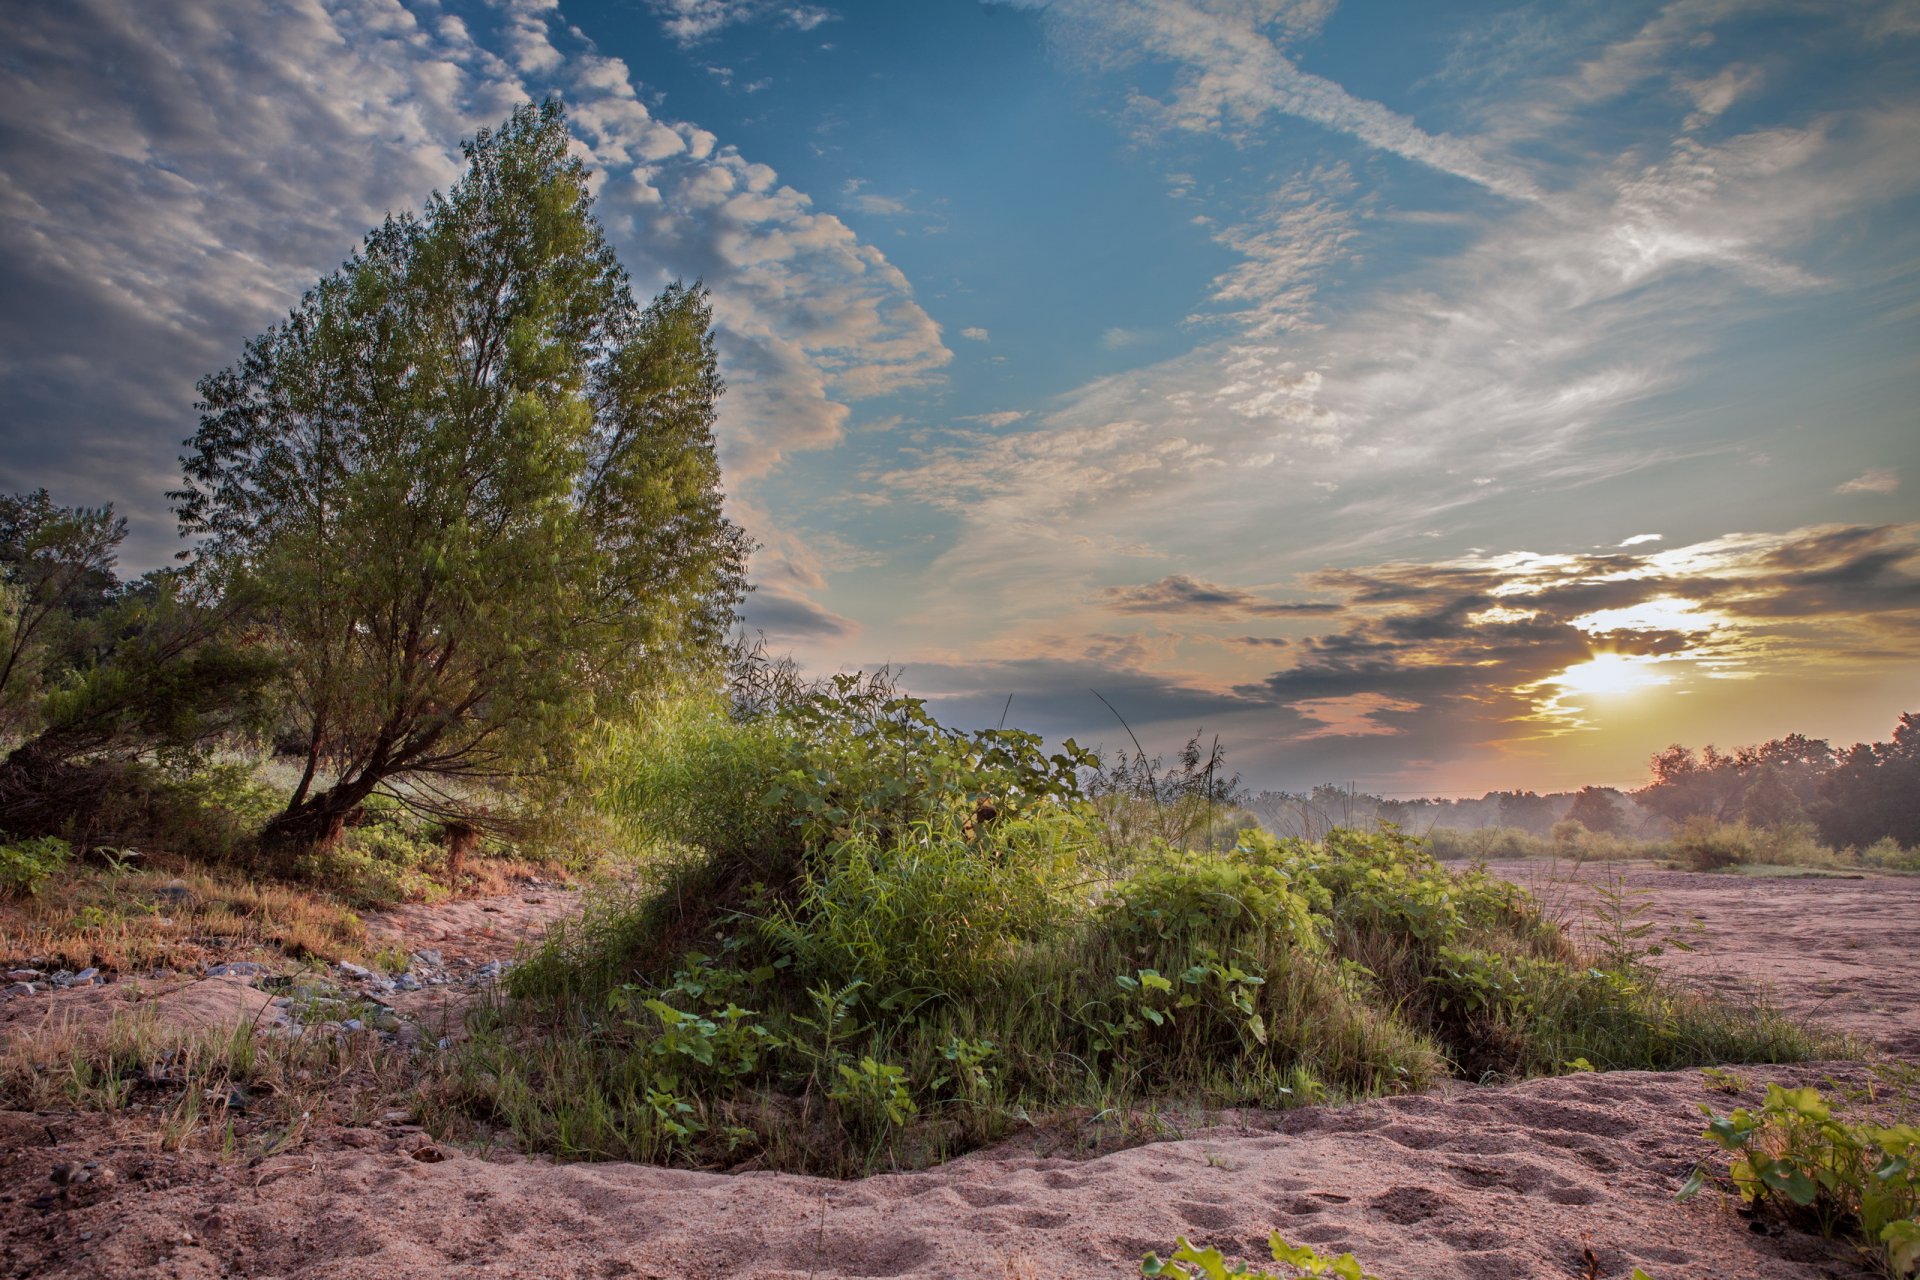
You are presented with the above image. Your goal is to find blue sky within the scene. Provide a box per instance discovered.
[2,0,1916,794]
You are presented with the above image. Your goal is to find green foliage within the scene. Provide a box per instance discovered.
[294,821,445,907]
[435,686,1831,1176]
[1142,1232,1378,1280]
[0,833,72,897]
[1675,814,1755,871]
[177,100,747,849]
[1684,1083,1920,1276]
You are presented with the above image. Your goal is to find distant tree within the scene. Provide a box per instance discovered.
[1739,764,1804,829]
[1813,713,1920,849]
[0,491,125,732]
[176,101,748,849]
[1493,789,1556,836]
[1639,734,1834,827]
[1565,785,1623,835]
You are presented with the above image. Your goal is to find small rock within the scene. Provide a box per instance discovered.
[152,885,193,903]
[380,1109,414,1125]
[340,1018,365,1033]
[393,973,422,992]
[436,1036,453,1050]
[411,1146,445,1163]
[207,961,268,979]
[337,962,373,980]
[5,969,41,982]
[412,950,443,968]
[4,983,34,998]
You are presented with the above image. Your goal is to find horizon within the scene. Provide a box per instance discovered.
[2,0,1915,795]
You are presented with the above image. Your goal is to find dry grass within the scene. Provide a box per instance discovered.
[0,864,368,973]
[0,1005,422,1157]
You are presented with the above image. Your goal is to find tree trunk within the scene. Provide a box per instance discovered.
[261,774,382,851]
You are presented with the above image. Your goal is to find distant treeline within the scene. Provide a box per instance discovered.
[1245,715,1920,852]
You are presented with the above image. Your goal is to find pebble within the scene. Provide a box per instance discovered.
[411,950,444,968]
[51,967,100,989]
[337,961,373,980]
[340,1018,365,1033]
[4,983,34,998]
[5,969,41,982]
[207,961,269,978]
[393,973,423,991]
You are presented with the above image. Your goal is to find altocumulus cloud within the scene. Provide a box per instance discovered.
[0,0,946,578]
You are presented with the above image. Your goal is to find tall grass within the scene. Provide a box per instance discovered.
[425,686,1839,1175]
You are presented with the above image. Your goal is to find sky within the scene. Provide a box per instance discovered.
[2,0,1916,797]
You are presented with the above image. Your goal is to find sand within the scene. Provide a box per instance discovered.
[3,865,1915,1280]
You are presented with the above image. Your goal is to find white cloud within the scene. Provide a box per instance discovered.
[0,0,945,561]
[1009,0,1540,200]
[1837,468,1900,495]
[647,0,837,46]
[1619,533,1665,546]
[960,326,991,342]
[959,410,1028,427]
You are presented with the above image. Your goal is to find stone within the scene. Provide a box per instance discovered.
[340,1018,365,1033]
[337,962,373,980]
[5,970,41,982]
[393,973,423,991]
[411,949,443,968]
[4,983,34,998]
[207,961,268,979]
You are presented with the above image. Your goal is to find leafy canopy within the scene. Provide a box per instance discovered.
[175,100,748,845]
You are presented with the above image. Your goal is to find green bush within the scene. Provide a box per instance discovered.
[433,693,1834,1176]
[1685,1083,1919,1277]
[0,833,72,897]
[1675,815,1755,871]
[295,821,444,907]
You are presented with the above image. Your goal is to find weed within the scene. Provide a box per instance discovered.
[1141,1232,1378,1279]
[1682,1083,1920,1276]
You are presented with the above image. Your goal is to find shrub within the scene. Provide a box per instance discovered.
[1675,815,1754,871]
[1684,1083,1919,1277]
[437,694,1833,1176]
[0,833,72,897]
[295,822,444,907]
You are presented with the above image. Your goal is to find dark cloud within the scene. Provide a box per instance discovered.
[740,590,856,640]
[1099,574,1339,616]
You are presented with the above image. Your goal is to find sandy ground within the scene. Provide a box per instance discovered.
[2,867,1915,1280]
[1485,859,1920,1055]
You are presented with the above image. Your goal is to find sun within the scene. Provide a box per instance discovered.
[1549,652,1673,698]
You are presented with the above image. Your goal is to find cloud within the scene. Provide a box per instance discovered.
[958,410,1028,428]
[842,178,912,216]
[1009,0,1540,200]
[1099,575,1339,616]
[739,588,858,640]
[1619,533,1664,547]
[647,0,836,46]
[1238,524,1920,752]
[960,326,991,342]
[1838,468,1900,495]
[0,0,944,561]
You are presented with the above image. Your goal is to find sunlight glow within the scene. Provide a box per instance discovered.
[1572,596,1727,635]
[1548,652,1674,697]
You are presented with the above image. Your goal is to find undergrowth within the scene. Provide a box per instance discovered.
[1684,1079,1920,1276]
[425,678,1835,1175]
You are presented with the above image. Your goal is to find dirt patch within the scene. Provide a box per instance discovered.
[363,887,578,965]
[0,1062,1885,1279]
[1487,859,1920,1055]
[1,866,1912,1278]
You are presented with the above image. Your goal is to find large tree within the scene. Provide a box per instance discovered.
[176,101,749,849]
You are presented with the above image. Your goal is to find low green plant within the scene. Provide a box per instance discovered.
[1682,1083,1920,1276]
[295,822,445,907]
[1141,1232,1378,1280]
[0,832,72,896]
